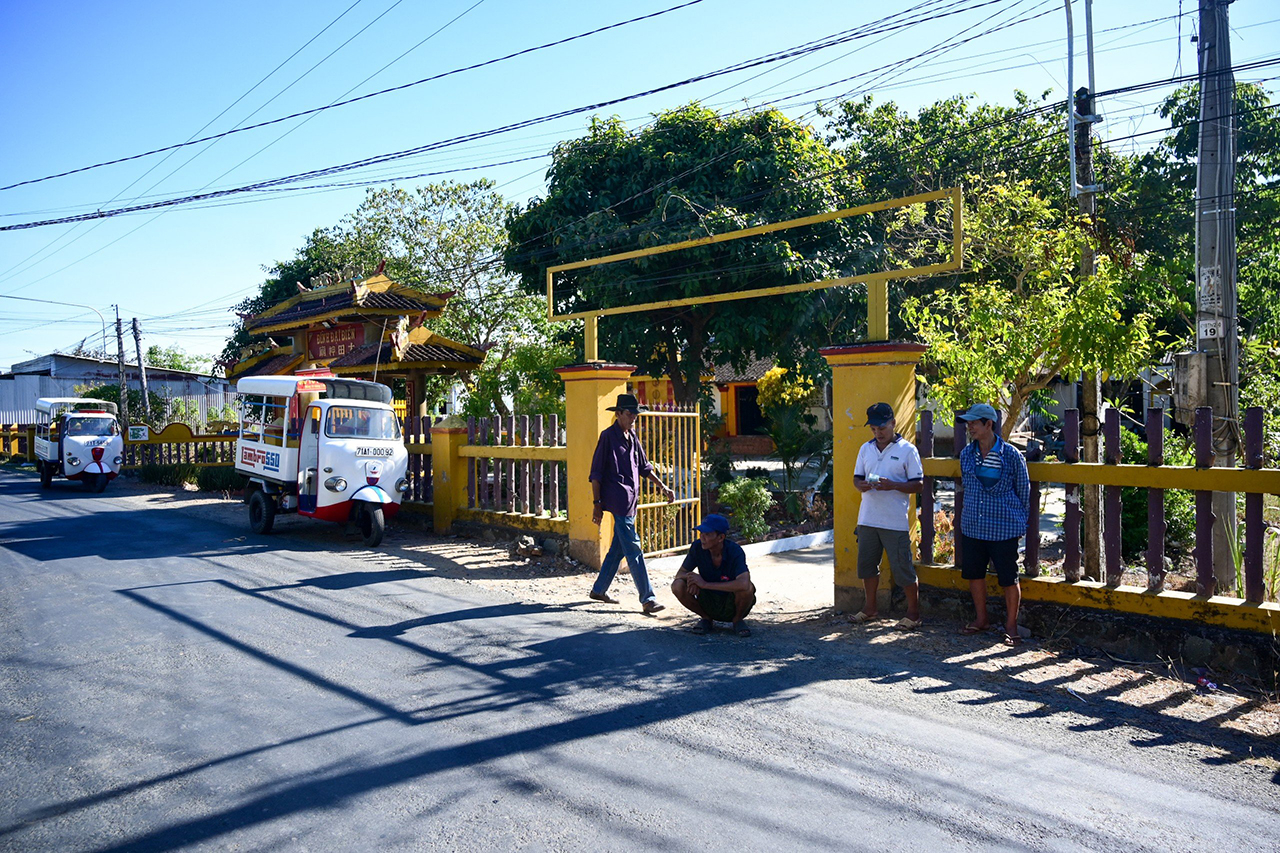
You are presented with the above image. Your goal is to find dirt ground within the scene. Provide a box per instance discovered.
[23,468,1280,771]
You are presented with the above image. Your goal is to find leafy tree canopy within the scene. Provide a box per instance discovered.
[504,104,873,403]
[223,180,566,416]
[900,179,1159,437]
[145,344,210,374]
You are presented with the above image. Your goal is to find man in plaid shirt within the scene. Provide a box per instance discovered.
[957,403,1030,645]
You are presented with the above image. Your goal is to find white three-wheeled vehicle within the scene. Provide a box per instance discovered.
[234,375,409,547]
[34,397,124,492]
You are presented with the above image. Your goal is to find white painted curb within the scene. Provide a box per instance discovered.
[648,528,833,570]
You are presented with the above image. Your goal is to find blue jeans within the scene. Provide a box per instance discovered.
[591,514,655,603]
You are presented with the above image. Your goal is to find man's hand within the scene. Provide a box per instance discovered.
[662,483,676,503]
[592,505,603,526]
[682,572,702,593]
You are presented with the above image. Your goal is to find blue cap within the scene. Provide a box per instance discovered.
[865,402,894,426]
[694,513,730,534]
[958,403,999,422]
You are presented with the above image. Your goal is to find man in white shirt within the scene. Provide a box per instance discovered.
[852,402,925,629]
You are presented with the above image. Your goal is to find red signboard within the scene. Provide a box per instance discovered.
[308,324,364,360]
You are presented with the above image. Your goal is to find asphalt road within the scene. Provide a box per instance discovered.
[1,469,1276,852]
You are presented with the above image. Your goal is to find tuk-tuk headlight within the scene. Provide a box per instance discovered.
[66,455,80,467]
[395,477,408,493]
[324,476,348,493]
[113,456,123,465]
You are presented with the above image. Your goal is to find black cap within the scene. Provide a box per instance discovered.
[865,402,894,426]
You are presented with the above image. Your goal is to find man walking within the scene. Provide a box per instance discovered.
[589,393,675,614]
[671,513,756,636]
[956,403,1030,645]
[852,402,924,629]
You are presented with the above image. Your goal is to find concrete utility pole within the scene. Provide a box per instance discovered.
[131,318,152,421]
[1195,0,1239,593]
[114,307,128,419]
[1066,0,1103,581]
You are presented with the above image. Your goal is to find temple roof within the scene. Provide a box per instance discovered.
[225,348,303,381]
[327,327,483,376]
[245,274,451,335]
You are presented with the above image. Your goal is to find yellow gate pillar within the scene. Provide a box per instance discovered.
[556,362,635,569]
[821,343,927,613]
[430,415,469,534]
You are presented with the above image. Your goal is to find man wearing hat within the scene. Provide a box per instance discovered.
[956,403,1030,645]
[588,393,676,614]
[852,402,925,628]
[671,513,756,636]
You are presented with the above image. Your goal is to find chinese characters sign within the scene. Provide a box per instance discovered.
[308,324,365,360]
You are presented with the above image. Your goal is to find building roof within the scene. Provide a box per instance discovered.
[228,349,304,380]
[6,351,224,382]
[245,274,450,335]
[714,355,777,384]
[327,327,483,375]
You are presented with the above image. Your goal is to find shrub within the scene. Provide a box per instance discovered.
[717,477,774,540]
[196,466,245,492]
[1118,429,1195,560]
[136,463,199,487]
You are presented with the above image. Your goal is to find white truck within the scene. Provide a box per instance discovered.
[234,375,409,547]
[34,398,124,492]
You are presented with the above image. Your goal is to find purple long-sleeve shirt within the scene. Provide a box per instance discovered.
[589,422,654,518]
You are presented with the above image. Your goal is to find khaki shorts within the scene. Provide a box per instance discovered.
[856,525,917,585]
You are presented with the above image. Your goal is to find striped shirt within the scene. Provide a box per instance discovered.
[959,435,1030,541]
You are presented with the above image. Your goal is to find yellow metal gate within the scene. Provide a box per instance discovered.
[635,406,701,557]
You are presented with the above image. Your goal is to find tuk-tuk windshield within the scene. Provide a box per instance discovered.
[325,406,401,440]
[66,417,119,437]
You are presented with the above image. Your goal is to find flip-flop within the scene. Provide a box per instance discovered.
[961,624,987,635]
[851,611,878,623]
[688,619,712,635]
[895,618,923,630]
[1003,633,1024,646]
[733,622,751,637]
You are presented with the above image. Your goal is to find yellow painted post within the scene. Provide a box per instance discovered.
[556,362,635,568]
[25,426,36,461]
[430,415,470,534]
[821,343,928,613]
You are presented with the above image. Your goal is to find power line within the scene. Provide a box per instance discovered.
[0,0,709,194]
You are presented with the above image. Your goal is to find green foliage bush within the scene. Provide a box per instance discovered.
[1118,429,1195,560]
[136,463,199,487]
[197,466,246,492]
[717,477,774,541]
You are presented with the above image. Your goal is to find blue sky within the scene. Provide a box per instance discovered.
[2,0,1277,371]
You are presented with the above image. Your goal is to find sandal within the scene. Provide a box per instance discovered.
[733,622,752,637]
[895,617,923,630]
[851,611,878,623]
[1003,632,1024,646]
[961,623,987,635]
[689,619,712,635]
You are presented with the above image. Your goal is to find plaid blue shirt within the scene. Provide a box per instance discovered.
[959,435,1030,541]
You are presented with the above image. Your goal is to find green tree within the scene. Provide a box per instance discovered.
[899,180,1159,438]
[504,104,871,404]
[222,181,566,416]
[145,344,210,373]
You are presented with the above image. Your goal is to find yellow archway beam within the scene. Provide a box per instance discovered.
[546,187,963,359]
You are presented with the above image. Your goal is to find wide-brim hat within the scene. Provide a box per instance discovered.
[606,393,648,413]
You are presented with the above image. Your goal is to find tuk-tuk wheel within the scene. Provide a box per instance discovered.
[249,489,276,535]
[91,473,109,493]
[358,504,385,548]
[39,462,52,489]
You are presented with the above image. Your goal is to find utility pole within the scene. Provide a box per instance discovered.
[1195,0,1239,593]
[131,318,152,421]
[1066,0,1103,581]
[114,307,128,420]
